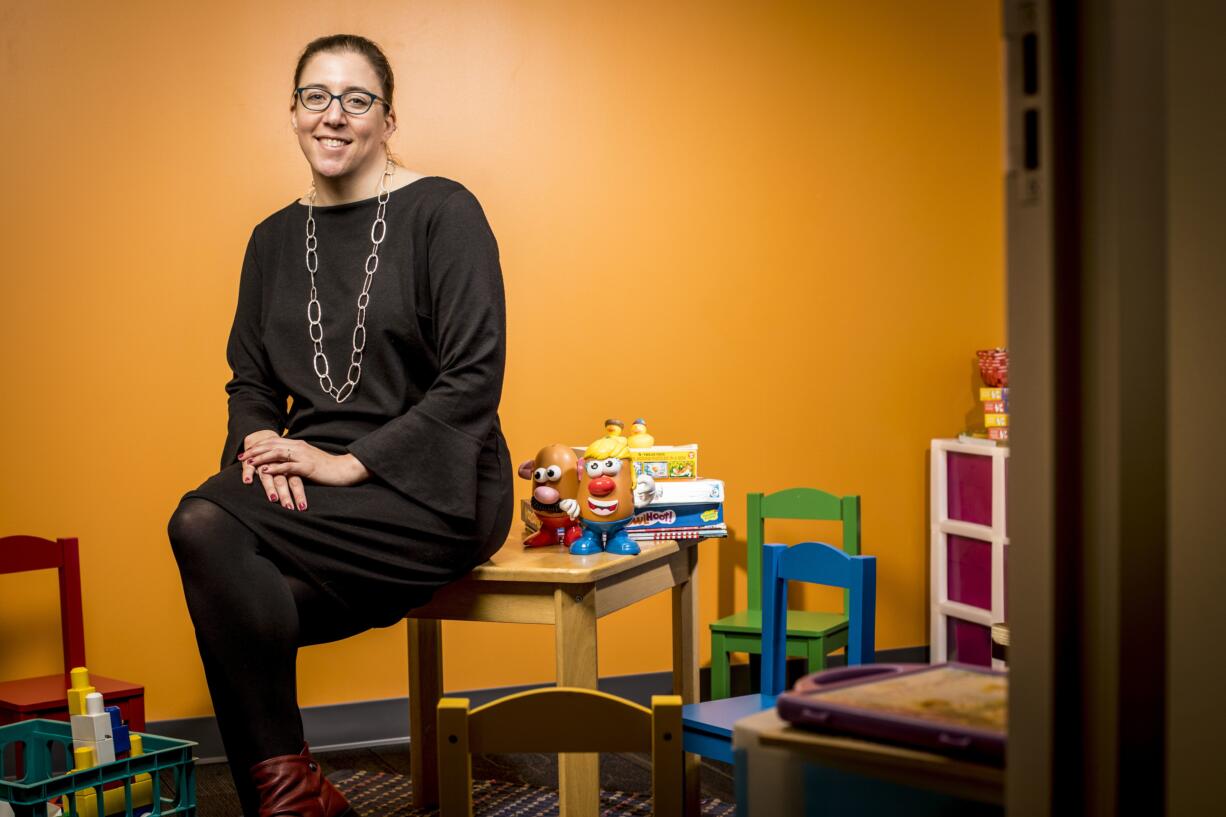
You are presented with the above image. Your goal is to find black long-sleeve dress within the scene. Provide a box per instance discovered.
[184,176,514,629]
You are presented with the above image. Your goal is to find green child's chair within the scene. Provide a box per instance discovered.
[707,487,861,699]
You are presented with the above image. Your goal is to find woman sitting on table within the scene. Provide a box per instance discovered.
[167,33,513,817]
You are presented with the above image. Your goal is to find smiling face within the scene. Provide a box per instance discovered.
[577,455,635,523]
[291,50,397,186]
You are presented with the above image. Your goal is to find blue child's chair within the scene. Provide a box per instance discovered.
[681,540,876,765]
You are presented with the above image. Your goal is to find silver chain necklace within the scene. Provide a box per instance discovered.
[305,160,394,403]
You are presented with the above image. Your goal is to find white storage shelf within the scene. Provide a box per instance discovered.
[930,438,1009,669]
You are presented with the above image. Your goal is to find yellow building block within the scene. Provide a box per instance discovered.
[73,745,97,770]
[61,775,152,817]
[67,667,96,717]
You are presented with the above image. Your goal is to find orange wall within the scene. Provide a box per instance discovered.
[0,1,1003,720]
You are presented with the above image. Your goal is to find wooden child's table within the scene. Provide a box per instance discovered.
[404,534,704,817]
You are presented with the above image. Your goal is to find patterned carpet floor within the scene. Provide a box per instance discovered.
[192,745,735,816]
[331,769,736,816]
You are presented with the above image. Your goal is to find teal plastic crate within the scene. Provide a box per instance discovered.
[0,719,195,817]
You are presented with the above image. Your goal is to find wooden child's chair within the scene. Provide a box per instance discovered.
[0,535,145,729]
[707,487,861,699]
[437,687,683,817]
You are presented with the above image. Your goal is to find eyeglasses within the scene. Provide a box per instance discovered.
[294,87,386,115]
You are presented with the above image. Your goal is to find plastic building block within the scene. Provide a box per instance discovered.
[116,723,132,756]
[74,743,97,769]
[63,776,152,817]
[107,706,131,756]
[67,666,97,716]
[70,692,117,764]
[83,736,117,764]
[72,707,112,744]
[72,711,112,743]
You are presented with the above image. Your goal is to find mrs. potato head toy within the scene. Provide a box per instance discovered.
[571,434,656,556]
[518,444,583,548]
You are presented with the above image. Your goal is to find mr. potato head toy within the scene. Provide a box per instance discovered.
[519,443,584,548]
[571,434,656,556]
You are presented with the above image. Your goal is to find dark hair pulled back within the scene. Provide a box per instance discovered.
[294,34,395,108]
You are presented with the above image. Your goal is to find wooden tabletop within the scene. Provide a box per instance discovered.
[466,534,697,583]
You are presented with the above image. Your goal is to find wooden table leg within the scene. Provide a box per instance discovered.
[671,546,701,702]
[555,584,598,817]
[672,547,703,816]
[408,618,442,808]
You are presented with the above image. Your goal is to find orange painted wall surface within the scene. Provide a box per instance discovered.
[0,1,1003,721]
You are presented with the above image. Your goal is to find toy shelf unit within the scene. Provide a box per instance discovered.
[0,719,195,817]
[929,438,1009,670]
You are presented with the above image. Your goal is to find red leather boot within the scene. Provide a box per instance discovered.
[249,743,357,817]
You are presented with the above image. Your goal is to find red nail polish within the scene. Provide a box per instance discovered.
[244,477,251,483]
[298,502,307,510]
[270,493,278,501]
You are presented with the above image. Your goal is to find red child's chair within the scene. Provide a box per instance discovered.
[0,535,145,730]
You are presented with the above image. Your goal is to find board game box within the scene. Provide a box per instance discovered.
[776,663,1007,764]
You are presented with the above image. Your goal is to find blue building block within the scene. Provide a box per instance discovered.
[106,706,131,756]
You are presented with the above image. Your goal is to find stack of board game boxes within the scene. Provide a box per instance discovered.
[628,443,724,541]
[627,476,726,542]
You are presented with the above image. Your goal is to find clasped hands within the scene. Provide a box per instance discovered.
[239,430,369,511]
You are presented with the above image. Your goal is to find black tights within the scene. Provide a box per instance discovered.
[168,498,369,817]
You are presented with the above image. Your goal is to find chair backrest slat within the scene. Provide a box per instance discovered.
[0,535,86,672]
[0,536,65,574]
[777,540,858,586]
[760,488,843,520]
[469,688,651,754]
[746,488,861,611]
